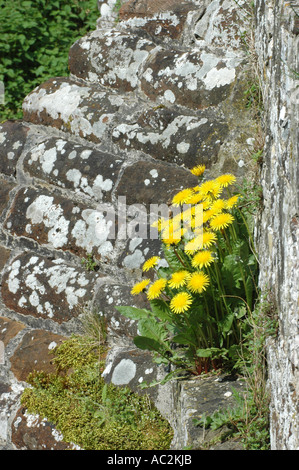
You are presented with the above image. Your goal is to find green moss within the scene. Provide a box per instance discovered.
[21,335,173,450]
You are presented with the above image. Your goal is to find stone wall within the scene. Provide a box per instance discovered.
[255,0,299,450]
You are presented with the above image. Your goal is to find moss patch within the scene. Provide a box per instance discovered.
[21,335,173,450]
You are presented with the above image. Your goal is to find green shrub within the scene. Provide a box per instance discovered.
[0,0,99,121]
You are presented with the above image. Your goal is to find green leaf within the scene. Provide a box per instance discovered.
[150,300,171,321]
[115,306,151,320]
[219,311,235,335]
[196,348,213,358]
[138,318,168,343]
[134,336,164,353]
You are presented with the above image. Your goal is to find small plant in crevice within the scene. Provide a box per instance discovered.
[193,291,278,450]
[117,165,259,386]
[81,253,99,272]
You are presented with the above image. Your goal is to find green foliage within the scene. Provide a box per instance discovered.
[81,253,99,271]
[21,335,173,450]
[0,0,99,121]
[117,169,259,383]
[193,293,278,450]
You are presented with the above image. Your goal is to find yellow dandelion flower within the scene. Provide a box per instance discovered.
[170,292,193,314]
[187,272,210,294]
[168,271,191,289]
[197,179,222,199]
[202,210,212,224]
[202,231,217,248]
[190,164,206,177]
[186,193,204,205]
[147,278,167,300]
[215,174,236,187]
[209,199,226,215]
[131,279,150,295]
[172,188,194,206]
[184,235,204,255]
[191,250,214,269]
[225,194,240,209]
[210,212,234,231]
[142,256,161,272]
[162,228,187,247]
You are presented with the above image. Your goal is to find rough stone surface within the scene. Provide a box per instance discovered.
[0,121,30,176]
[23,137,123,203]
[11,407,75,450]
[171,374,245,450]
[255,0,299,450]
[9,330,66,382]
[1,252,100,324]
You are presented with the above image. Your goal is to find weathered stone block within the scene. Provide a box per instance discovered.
[119,0,198,41]
[4,187,115,260]
[0,317,26,347]
[140,48,242,110]
[22,77,123,144]
[1,252,99,324]
[102,346,159,398]
[0,121,29,176]
[115,159,197,206]
[171,374,245,450]
[23,137,123,202]
[12,408,73,450]
[112,106,228,168]
[9,329,66,382]
[95,282,150,341]
[69,29,156,91]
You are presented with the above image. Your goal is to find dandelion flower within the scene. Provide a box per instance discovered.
[190,164,206,177]
[187,272,210,294]
[225,194,240,209]
[142,256,161,272]
[168,271,191,289]
[162,228,187,247]
[197,180,222,199]
[215,174,236,187]
[209,199,226,215]
[202,231,217,248]
[131,279,150,295]
[172,188,194,206]
[191,250,214,269]
[170,292,193,314]
[210,212,234,231]
[186,193,204,205]
[147,278,167,300]
[184,235,204,255]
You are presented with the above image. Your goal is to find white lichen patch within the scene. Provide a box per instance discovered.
[111,359,137,386]
[26,195,70,249]
[113,114,207,150]
[203,66,236,90]
[71,209,114,256]
[7,260,21,294]
[85,31,155,89]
